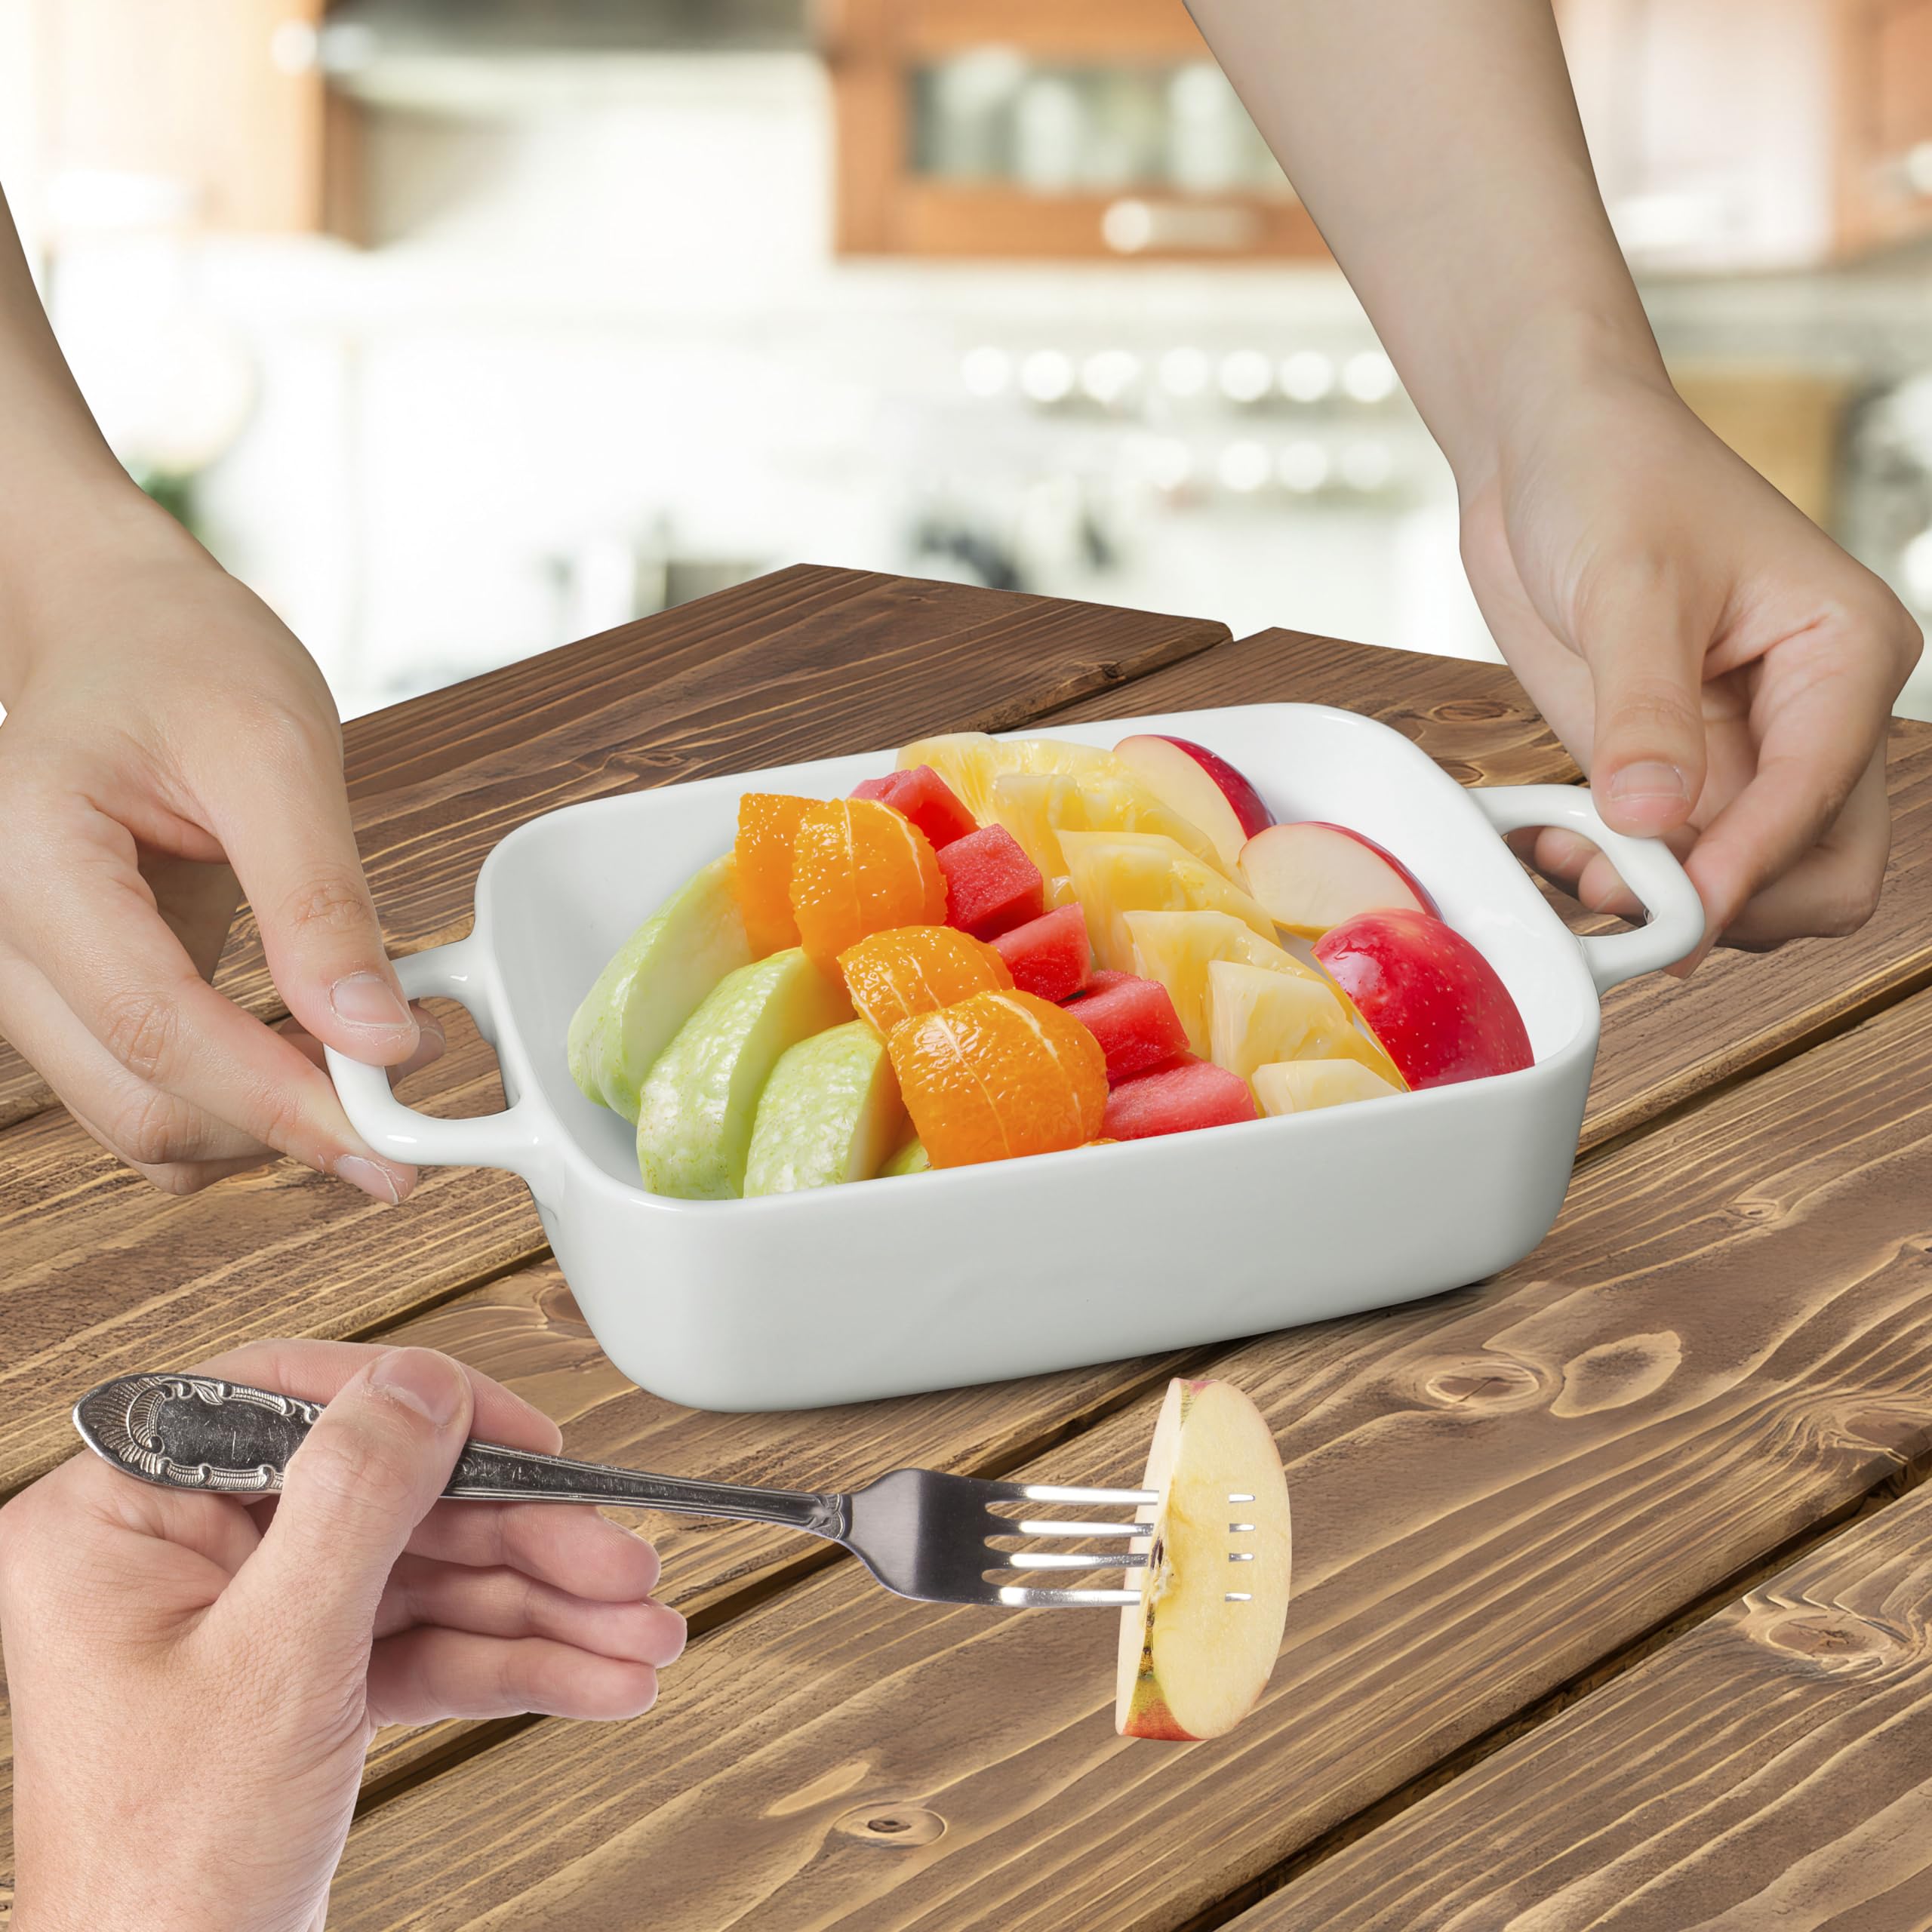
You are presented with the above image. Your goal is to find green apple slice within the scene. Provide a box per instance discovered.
[743,1020,908,1195]
[568,854,752,1122]
[881,1137,931,1177]
[635,948,852,1199]
[1116,1377,1291,1741]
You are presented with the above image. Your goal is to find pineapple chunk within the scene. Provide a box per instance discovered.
[1124,910,1326,1057]
[1253,1058,1403,1115]
[903,734,1225,872]
[987,773,1089,879]
[898,732,1122,824]
[1060,832,1278,979]
[1208,961,1406,1090]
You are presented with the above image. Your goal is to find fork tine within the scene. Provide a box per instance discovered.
[1015,1483,1160,1506]
[996,1583,1143,1607]
[1008,1517,1150,1540]
[1004,1550,1148,1571]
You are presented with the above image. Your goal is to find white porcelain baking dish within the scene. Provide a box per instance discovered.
[328,704,1704,1412]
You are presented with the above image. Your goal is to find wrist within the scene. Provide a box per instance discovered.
[1443,304,1675,499]
[0,475,206,697]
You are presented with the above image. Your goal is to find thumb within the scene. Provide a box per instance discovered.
[230,1350,472,1655]
[212,754,419,1066]
[1577,578,1710,836]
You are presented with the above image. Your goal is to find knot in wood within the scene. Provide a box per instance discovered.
[537,1278,589,1330]
[1550,1332,1682,1417]
[1751,1606,1913,1675]
[1414,1353,1547,1413]
[1435,697,1511,722]
[834,1804,946,1847]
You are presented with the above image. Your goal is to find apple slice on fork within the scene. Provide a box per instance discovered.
[1117,1377,1291,1740]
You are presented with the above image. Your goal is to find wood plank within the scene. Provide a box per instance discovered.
[0,564,1228,1130]
[1233,1478,1932,1930]
[0,1006,525,1492]
[0,572,1229,1497]
[326,985,1932,1930]
[1057,627,1932,1149]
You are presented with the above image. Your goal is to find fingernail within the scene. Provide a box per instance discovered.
[370,1348,466,1428]
[654,1604,689,1666]
[335,1152,405,1206]
[1607,761,1690,805]
[331,971,414,1032]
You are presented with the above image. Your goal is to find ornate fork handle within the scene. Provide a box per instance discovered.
[72,1373,846,1541]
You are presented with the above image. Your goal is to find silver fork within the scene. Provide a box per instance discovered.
[72,1372,1257,1610]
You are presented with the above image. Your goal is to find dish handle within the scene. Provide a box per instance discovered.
[1471,784,1708,992]
[323,939,556,1192]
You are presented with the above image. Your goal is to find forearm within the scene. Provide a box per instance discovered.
[0,189,189,687]
[1187,0,1671,481]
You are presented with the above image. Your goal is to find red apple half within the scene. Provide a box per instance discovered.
[1238,820,1437,939]
[1113,734,1273,872]
[1312,907,1532,1089]
[1117,1377,1291,1740]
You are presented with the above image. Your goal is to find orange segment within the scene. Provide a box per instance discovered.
[838,925,1013,1037]
[888,989,1107,1168]
[734,794,813,957]
[789,797,947,965]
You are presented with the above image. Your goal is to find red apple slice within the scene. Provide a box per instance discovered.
[1116,1377,1292,1740]
[1313,907,1533,1089]
[1113,734,1273,873]
[1238,820,1437,939]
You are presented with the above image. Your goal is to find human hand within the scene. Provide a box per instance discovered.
[0,1340,684,1932]
[1460,365,1922,968]
[0,510,440,1197]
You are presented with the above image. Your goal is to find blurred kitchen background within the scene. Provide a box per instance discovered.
[2,0,1930,720]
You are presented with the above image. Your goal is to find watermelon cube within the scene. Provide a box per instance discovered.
[851,765,978,851]
[1066,972,1189,1084]
[1103,1056,1259,1140]
[992,903,1091,1002]
[938,824,1044,940]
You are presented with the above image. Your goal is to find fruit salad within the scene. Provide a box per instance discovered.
[567,729,1534,1198]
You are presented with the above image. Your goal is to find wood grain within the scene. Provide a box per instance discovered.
[1060,626,1932,1150]
[326,985,1932,1930]
[351,1265,1203,1798]
[0,565,1228,1130]
[1234,1477,1932,1930]
[0,572,1226,1494]
[0,1007,528,1499]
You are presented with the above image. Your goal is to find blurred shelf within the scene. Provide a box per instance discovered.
[826,0,1330,263]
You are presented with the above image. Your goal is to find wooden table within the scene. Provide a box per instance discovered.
[4,565,1931,1930]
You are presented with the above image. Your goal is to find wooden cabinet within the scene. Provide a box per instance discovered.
[1561,0,1932,269]
[1837,0,1932,253]
[826,0,1330,261]
[33,0,359,238]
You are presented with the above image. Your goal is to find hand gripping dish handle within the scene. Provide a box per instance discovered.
[323,940,554,1186]
[1472,784,1708,992]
